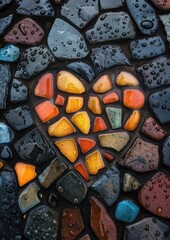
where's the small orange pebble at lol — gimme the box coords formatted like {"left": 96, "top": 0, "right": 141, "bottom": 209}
{"left": 92, "top": 74, "right": 112, "bottom": 93}
{"left": 124, "top": 110, "right": 141, "bottom": 131}
{"left": 74, "top": 162, "right": 90, "bottom": 181}
{"left": 116, "top": 71, "right": 139, "bottom": 86}
{"left": 77, "top": 138, "right": 96, "bottom": 154}
{"left": 15, "top": 162, "right": 37, "bottom": 187}
{"left": 35, "top": 101, "right": 59, "bottom": 123}
{"left": 55, "top": 94, "right": 65, "bottom": 106}
{"left": 0, "top": 161, "right": 4, "bottom": 170}
{"left": 34, "top": 73, "right": 54, "bottom": 98}
{"left": 85, "top": 150, "right": 105, "bottom": 175}
{"left": 66, "top": 96, "right": 84, "bottom": 113}
{"left": 88, "top": 96, "right": 102, "bottom": 114}
{"left": 93, "top": 117, "right": 108, "bottom": 133}
{"left": 103, "top": 152, "right": 115, "bottom": 161}
{"left": 123, "top": 89, "right": 145, "bottom": 109}
{"left": 102, "top": 91, "right": 119, "bottom": 104}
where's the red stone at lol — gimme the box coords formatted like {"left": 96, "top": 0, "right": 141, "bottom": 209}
{"left": 123, "top": 89, "right": 145, "bottom": 109}
{"left": 102, "top": 91, "right": 119, "bottom": 104}
{"left": 90, "top": 197, "right": 117, "bottom": 240}
{"left": 55, "top": 94, "right": 65, "bottom": 106}
{"left": 150, "top": 0, "right": 170, "bottom": 10}
{"left": 93, "top": 117, "right": 107, "bottom": 133}
{"left": 35, "top": 101, "right": 59, "bottom": 123}
{"left": 34, "top": 73, "right": 54, "bottom": 98}
{"left": 77, "top": 138, "right": 96, "bottom": 154}
{"left": 103, "top": 152, "right": 115, "bottom": 161}
{"left": 138, "top": 172, "right": 170, "bottom": 219}
{"left": 74, "top": 162, "right": 90, "bottom": 182}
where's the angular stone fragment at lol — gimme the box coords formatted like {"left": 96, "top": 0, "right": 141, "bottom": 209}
{"left": 0, "top": 44, "right": 20, "bottom": 62}
{"left": 92, "top": 166, "right": 120, "bottom": 206}
{"left": 92, "top": 75, "right": 112, "bottom": 93}
{"left": 0, "top": 146, "right": 13, "bottom": 159}
{"left": 162, "top": 136, "right": 170, "bottom": 167}
{"left": 126, "top": 0, "right": 158, "bottom": 35}
{"left": 130, "top": 37, "right": 165, "bottom": 60}
{"left": 48, "top": 19, "right": 89, "bottom": 60}
{"left": 124, "top": 217, "right": 170, "bottom": 240}
{"left": 61, "top": 0, "right": 99, "bottom": 29}
{"left": 66, "top": 96, "right": 84, "bottom": 113}
{"left": 123, "top": 173, "right": 140, "bottom": 192}
{"left": 86, "top": 12, "right": 135, "bottom": 44}
{"left": 80, "top": 235, "right": 91, "bottom": 240}
{"left": 103, "top": 91, "right": 119, "bottom": 104}
{"left": 0, "top": 64, "right": 11, "bottom": 109}
{"left": 48, "top": 193, "right": 58, "bottom": 208}
{"left": 85, "top": 150, "right": 105, "bottom": 175}
{"left": 88, "top": 96, "right": 102, "bottom": 114}
{"left": 18, "top": 182, "right": 40, "bottom": 213}
{"left": 0, "top": 123, "right": 14, "bottom": 145}
{"left": 116, "top": 71, "right": 139, "bottom": 86}
{"left": 141, "top": 117, "right": 167, "bottom": 141}
{"left": 93, "top": 117, "right": 107, "bottom": 133}
{"left": 10, "top": 79, "right": 28, "bottom": 103}
{"left": 14, "top": 128, "right": 55, "bottom": 164}
{"left": 149, "top": 87, "right": 170, "bottom": 124}
{"left": 4, "top": 105, "right": 35, "bottom": 131}
{"left": 91, "top": 45, "right": 130, "bottom": 73}
{"left": 77, "top": 138, "right": 96, "bottom": 154}
{"left": 34, "top": 73, "right": 54, "bottom": 98}
{"left": 90, "top": 197, "right": 117, "bottom": 239}
{"left": 151, "top": 0, "right": 170, "bottom": 10}
{"left": 72, "top": 111, "right": 91, "bottom": 134}
{"left": 35, "top": 101, "right": 59, "bottom": 123}
{"left": 56, "top": 171, "right": 87, "bottom": 205}
{"left": 100, "top": 0, "right": 122, "bottom": 9}
{"left": 124, "top": 110, "right": 141, "bottom": 132}
{"left": 15, "top": 45, "right": 55, "bottom": 79}
{"left": 38, "top": 158, "right": 67, "bottom": 188}
{"left": 160, "top": 14, "right": 170, "bottom": 45}
{"left": 106, "top": 107, "right": 122, "bottom": 129}
{"left": 61, "top": 208, "right": 84, "bottom": 240}
{"left": 74, "top": 162, "right": 90, "bottom": 182}
{"left": 24, "top": 205, "right": 59, "bottom": 239}
{"left": 98, "top": 132, "right": 129, "bottom": 152}
{"left": 0, "top": 15, "right": 13, "bottom": 36}
{"left": 118, "top": 138, "right": 159, "bottom": 172}
{"left": 137, "top": 56, "right": 170, "bottom": 89}
{"left": 4, "top": 18, "right": 44, "bottom": 45}
{"left": 138, "top": 172, "right": 170, "bottom": 219}
{"left": 16, "top": 0, "right": 55, "bottom": 17}
{"left": 0, "top": 0, "right": 12, "bottom": 9}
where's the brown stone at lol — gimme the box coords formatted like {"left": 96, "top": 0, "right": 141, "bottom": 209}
{"left": 90, "top": 197, "right": 117, "bottom": 240}
{"left": 150, "top": 0, "right": 170, "bottom": 10}
{"left": 79, "top": 234, "right": 91, "bottom": 240}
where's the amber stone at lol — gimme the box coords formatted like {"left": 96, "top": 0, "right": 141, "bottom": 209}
{"left": 92, "top": 75, "right": 112, "bottom": 93}
{"left": 116, "top": 71, "right": 139, "bottom": 86}
{"left": 66, "top": 96, "right": 84, "bottom": 113}
{"left": 85, "top": 150, "right": 105, "bottom": 175}
{"left": 88, "top": 96, "right": 102, "bottom": 114}
{"left": 123, "top": 89, "right": 145, "bottom": 109}
{"left": 71, "top": 111, "right": 91, "bottom": 134}
{"left": 124, "top": 110, "right": 141, "bottom": 131}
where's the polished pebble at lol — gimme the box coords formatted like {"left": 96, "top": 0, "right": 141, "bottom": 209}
{"left": 10, "top": 79, "right": 28, "bottom": 103}
{"left": 162, "top": 135, "right": 170, "bottom": 167}
{"left": 123, "top": 89, "right": 145, "bottom": 109}
{"left": 124, "top": 110, "right": 141, "bottom": 132}
{"left": 35, "top": 101, "right": 59, "bottom": 123}
{"left": 0, "top": 44, "right": 20, "bottom": 62}
{"left": 93, "top": 117, "right": 107, "bottom": 133}
{"left": 74, "top": 162, "right": 90, "bottom": 182}
{"left": 0, "top": 122, "right": 14, "bottom": 145}
{"left": 0, "top": 145, "right": 13, "bottom": 159}
{"left": 0, "top": 15, "right": 13, "bottom": 36}
{"left": 106, "top": 107, "right": 122, "bottom": 129}
{"left": 123, "top": 173, "right": 140, "bottom": 192}
{"left": 85, "top": 150, "right": 105, "bottom": 175}
{"left": 116, "top": 71, "right": 139, "bottom": 86}
{"left": 0, "top": 64, "right": 11, "bottom": 109}
{"left": 72, "top": 111, "right": 91, "bottom": 134}
{"left": 34, "top": 73, "right": 54, "bottom": 98}
{"left": 88, "top": 96, "right": 102, "bottom": 114}
{"left": 77, "top": 138, "right": 96, "bottom": 154}
{"left": 92, "top": 75, "right": 112, "bottom": 93}
{"left": 66, "top": 96, "right": 84, "bottom": 113}
{"left": 99, "top": 0, "right": 122, "bottom": 9}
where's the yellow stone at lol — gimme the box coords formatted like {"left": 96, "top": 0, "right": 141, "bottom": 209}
{"left": 48, "top": 117, "right": 76, "bottom": 137}
{"left": 88, "top": 96, "right": 102, "bottom": 114}
{"left": 56, "top": 71, "right": 86, "bottom": 94}
{"left": 92, "top": 74, "right": 112, "bottom": 93}
{"left": 66, "top": 96, "right": 84, "bottom": 113}
{"left": 55, "top": 138, "right": 78, "bottom": 163}
{"left": 85, "top": 150, "right": 105, "bottom": 175}
{"left": 71, "top": 111, "right": 91, "bottom": 134}
{"left": 116, "top": 71, "right": 139, "bottom": 86}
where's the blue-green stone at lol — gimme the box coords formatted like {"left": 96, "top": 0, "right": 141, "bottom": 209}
{"left": 0, "top": 44, "right": 20, "bottom": 62}
{"left": 106, "top": 107, "right": 122, "bottom": 129}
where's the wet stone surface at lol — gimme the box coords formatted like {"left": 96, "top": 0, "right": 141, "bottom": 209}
{"left": 0, "top": 145, "right": 13, "bottom": 160}
{"left": 162, "top": 135, "right": 170, "bottom": 167}
{"left": 99, "top": 0, "right": 123, "bottom": 9}
{"left": 10, "top": 79, "right": 28, "bottom": 103}
{"left": 0, "top": 14, "right": 13, "bottom": 36}
{"left": 0, "top": 122, "right": 14, "bottom": 145}
{"left": 0, "top": 64, "right": 11, "bottom": 109}
{"left": 0, "top": 0, "right": 12, "bottom": 9}
{"left": 160, "top": 14, "right": 170, "bottom": 46}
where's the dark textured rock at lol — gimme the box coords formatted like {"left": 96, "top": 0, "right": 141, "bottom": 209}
{"left": 79, "top": 234, "right": 91, "bottom": 240}
{"left": 138, "top": 172, "right": 170, "bottom": 219}
{"left": 24, "top": 205, "right": 59, "bottom": 239}
{"left": 150, "top": 0, "right": 170, "bottom": 10}
{"left": 0, "top": 0, "right": 12, "bottom": 9}
{"left": 130, "top": 37, "right": 165, "bottom": 60}
{"left": 99, "top": 0, "right": 122, "bottom": 9}
{"left": 4, "top": 105, "right": 35, "bottom": 131}
{"left": 15, "top": 45, "right": 55, "bottom": 79}
{"left": 86, "top": 12, "right": 135, "bottom": 44}
{"left": 91, "top": 166, "right": 120, "bottom": 206}
{"left": 0, "top": 146, "right": 13, "bottom": 159}
{"left": 137, "top": 56, "right": 170, "bottom": 89}
{"left": 160, "top": 14, "right": 170, "bottom": 45}
{"left": 123, "top": 173, "right": 140, "bottom": 192}
{"left": 162, "top": 135, "right": 170, "bottom": 167}
{"left": 126, "top": 0, "right": 158, "bottom": 35}
{"left": 118, "top": 138, "right": 159, "bottom": 172}
{"left": 14, "top": 128, "right": 55, "bottom": 164}
{"left": 56, "top": 171, "right": 87, "bottom": 205}
{"left": 0, "top": 64, "right": 11, "bottom": 109}
{"left": 91, "top": 45, "right": 130, "bottom": 73}
{"left": 124, "top": 217, "right": 170, "bottom": 240}
{"left": 0, "top": 15, "right": 13, "bottom": 36}
{"left": 149, "top": 87, "right": 170, "bottom": 124}
{"left": 61, "top": 0, "right": 99, "bottom": 29}
{"left": 48, "top": 193, "right": 58, "bottom": 208}
{"left": 0, "top": 123, "right": 14, "bottom": 145}
{"left": 10, "top": 79, "right": 28, "bottom": 103}
{"left": 61, "top": 208, "right": 84, "bottom": 240}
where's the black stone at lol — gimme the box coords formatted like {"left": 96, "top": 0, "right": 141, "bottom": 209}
{"left": 0, "top": 0, "right": 12, "bottom": 9}
{"left": 0, "top": 15, "right": 13, "bottom": 36}
{"left": 10, "top": 79, "right": 28, "bottom": 103}
{"left": 99, "top": 0, "right": 122, "bottom": 9}
{"left": 0, "top": 64, "right": 11, "bottom": 109}
{"left": 162, "top": 136, "right": 170, "bottom": 167}
{"left": 0, "top": 146, "right": 13, "bottom": 159}
{"left": 48, "top": 193, "right": 58, "bottom": 208}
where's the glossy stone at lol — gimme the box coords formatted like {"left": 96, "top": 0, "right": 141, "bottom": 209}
{"left": 151, "top": 0, "right": 170, "bottom": 10}
{"left": 93, "top": 117, "right": 107, "bottom": 133}
{"left": 88, "top": 96, "right": 102, "bottom": 114}
{"left": 56, "top": 171, "right": 88, "bottom": 205}
{"left": 15, "top": 45, "right": 55, "bottom": 79}
{"left": 4, "top": 18, "right": 44, "bottom": 45}
{"left": 48, "top": 19, "right": 89, "bottom": 60}
{"left": 116, "top": 71, "right": 139, "bottom": 86}
{"left": 90, "top": 197, "right": 117, "bottom": 240}
{"left": 0, "top": 0, "right": 12, "bottom": 9}
{"left": 0, "top": 15, "right": 13, "bottom": 36}
{"left": 4, "top": 105, "right": 35, "bottom": 131}
{"left": 0, "top": 123, "right": 14, "bottom": 145}
{"left": 119, "top": 138, "right": 159, "bottom": 172}
{"left": 71, "top": 111, "right": 91, "bottom": 134}
{"left": 115, "top": 200, "right": 139, "bottom": 223}
{"left": 98, "top": 132, "right": 129, "bottom": 152}
{"left": 124, "top": 110, "right": 141, "bottom": 132}
{"left": 162, "top": 136, "right": 170, "bottom": 167}
{"left": 138, "top": 172, "right": 170, "bottom": 219}
{"left": 74, "top": 162, "right": 90, "bottom": 182}
{"left": 16, "top": 0, "right": 55, "bottom": 17}
{"left": 38, "top": 158, "right": 67, "bottom": 188}
{"left": 66, "top": 96, "right": 84, "bottom": 113}
{"left": 123, "top": 89, "right": 145, "bottom": 109}
{"left": 130, "top": 37, "right": 165, "bottom": 60}
{"left": 99, "top": 0, "right": 122, "bottom": 9}
{"left": 106, "top": 107, "right": 122, "bottom": 129}
{"left": 61, "top": 0, "right": 99, "bottom": 29}
{"left": 103, "top": 152, "right": 115, "bottom": 162}
{"left": 92, "top": 166, "right": 120, "bottom": 206}
{"left": 160, "top": 14, "right": 170, "bottom": 45}
{"left": 85, "top": 150, "right": 105, "bottom": 175}
{"left": 123, "top": 173, "right": 140, "bottom": 192}
{"left": 91, "top": 45, "right": 130, "bottom": 73}
{"left": 0, "top": 146, "right": 13, "bottom": 159}
{"left": 55, "top": 94, "right": 65, "bottom": 106}
{"left": 77, "top": 138, "right": 96, "bottom": 154}
{"left": 14, "top": 128, "right": 55, "bottom": 164}
{"left": 0, "top": 64, "right": 11, "bottom": 109}
{"left": 149, "top": 87, "right": 170, "bottom": 124}
{"left": 0, "top": 44, "right": 20, "bottom": 62}
{"left": 124, "top": 217, "right": 170, "bottom": 240}
{"left": 18, "top": 182, "right": 40, "bottom": 213}
{"left": 61, "top": 208, "right": 84, "bottom": 240}
{"left": 126, "top": 0, "right": 158, "bottom": 35}
{"left": 35, "top": 101, "right": 59, "bottom": 123}
{"left": 10, "top": 79, "right": 28, "bottom": 103}
{"left": 92, "top": 75, "right": 112, "bottom": 93}
{"left": 34, "top": 73, "right": 54, "bottom": 98}
{"left": 103, "top": 91, "right": 119, "bottom": 104}
{"left": 0, "top": 162, "right": 3, "bottom": 170}
{"left": 48, "top": 193, "right": 58, "bottom": 208}
{"left": 24, "top": 205, "right": 58, "bottom": 239}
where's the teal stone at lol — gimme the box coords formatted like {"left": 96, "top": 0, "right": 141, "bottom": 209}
{"left": 0, "top": 122, "right": 14, "bottom": 145}
{"left": 115, "top": 200, "right": 139, "bottom": 223}
{"left": 106, "top": 107, "right": 122, "bottom": 129}
{"left": 0, "top": 44, "right": 20, "bottom": 62}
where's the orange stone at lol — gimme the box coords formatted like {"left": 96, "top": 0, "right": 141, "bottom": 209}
{"left": 15, "top": 162, "right": 37, "bottom": 187}
{"left": 34, "top": 73, "right": 54, "bottom": 98}
{"left": 35, "top": 101, "right": 59, "bottom": 123}
{"left": 116, "top": 71, "right": 139, "bottom": 86}
{"left": 66, "top": 96, "right": 84, "bottom": 113}
{"left": 123, "top": 89, "right": 145, "bottom": 109}
{"left": 102, "top": 91, "right": 119, "bottom": 104}
{"left": 103, "top": 152, "right": 115, "bottom": 161}
{"left": 88, "top": 96, "right": 102, "bottom": 114}
{"left": 74, "top": 162, "right": 90, "bottom": 181}
{"left": 92, "top": 75, "right": 112, "bottom": 93}
{"left": 0, "top": 161, "right": 3, "bottom": 170}
{"left": 124, "top": 110, "right": 141, "bottom": 131}
{"left": 85, "top": 150, "right": 105, "bottom": 175}
{"left": 93, "top": 117, "right": 107, "bottom": 133}
{"left": 77, "top": 138, "right": 96, "bottom": 154}
{"left": 55, "top": 94, "right": 65, "bottom": 106}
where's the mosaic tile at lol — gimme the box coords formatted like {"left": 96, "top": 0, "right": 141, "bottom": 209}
{"left": 77, "top": 138, "right": 96, "bottom": 154}
{"left": 160, "top": 14, "right": 170, "bottom": 46}
{"left": 0, "top": 0, "right": 12, "bottom": 9}
{"left": 102, "top": 91, "right": 119, "bottom": 104}
{"left": 124, "top": 110, "right": 141, "bottom": 131}
{"left": 48, "top": 193, "right": 58, "bottom": 208}
{"left": 123, "top": 89, "right": 145, "bottom": 109}
{"left": 162, "top": 135, "right": 170, "bottom": 167}
{"left": 66, "top": 96, "right": 84, "bottom": 113}
{"left": 116, "top": 71, "right": 139, "bottom": 86}
{"left": 123, "top": 173, "right": 140, "bottom": 192}
{"left": 0, "top": 15, "right": 13, "bottom": 36}
{"left": 10, "top": 79, "right": 28, "bottom": 103}
{"left": 74, "top": 162, "right": 90, "bottom": 182}
{"left": 0, "top": 122, "right": 14, "bottom": 145}
{"left": 0, "top": 64, "right": 11, "bottom": 109}
{"left": 99, "top": 0, "right": 122, "bottom": 9}
{"left": 85, "top": 150, "right": 105, "bottom": 175}
{"left": 93, "top": 117, "right": 107, "bottom": 132}
{"left": 92, "top": 75, "right": 112, "bottom": 93}
{"left": 0, "top": 44, "right": 20, "bottom": 62}
{"left": 34, "top": 73, "right": 54, "bottom": 98}
{"left": 35, "top": 101, "right": 59, "bottom": 123}
{"left": 0, "top": 145, "right": 13, "bottom": 159}
{"left": 88, "top": 96, "right": 102, "bottom": 114}
{"left": 106, "top": 107, "right": 122, "bottom": 129}
{"left": 151, "top": 0, "right": 170, "bottom": 10}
